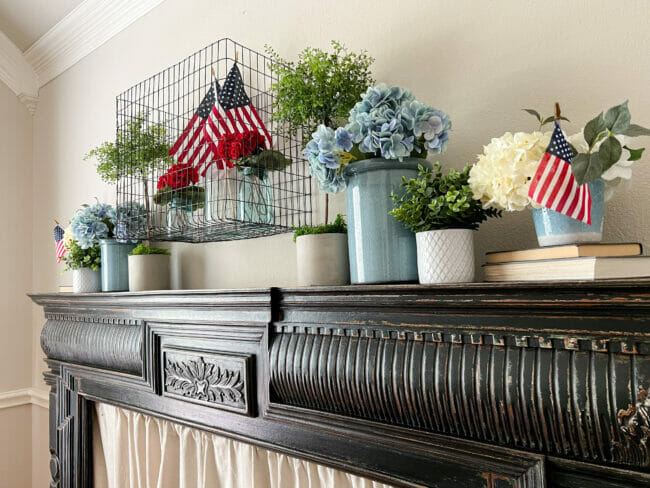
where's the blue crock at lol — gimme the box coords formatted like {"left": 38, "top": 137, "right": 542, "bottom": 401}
{"left": 100, "top": 239, "right": 136, "bottom": 291}
{"left": 532, "top": 179, "right": 605, "bottom": 247}
{"left": 342, "top": 158, "right": 427, "bottom": 284}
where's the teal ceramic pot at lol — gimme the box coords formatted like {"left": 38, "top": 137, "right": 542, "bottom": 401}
{"left": 342, "top": 158, "right": 428, "bottom": 284}
{"left": 532, "top": 179, "right": 605, "bottom": 247}
{"left": 100, "top": 239, "right": 136, "bottom": 291}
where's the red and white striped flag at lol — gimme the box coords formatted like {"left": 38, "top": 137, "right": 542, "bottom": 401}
{"left": 54, "top": 225, "right": 66, "bottom": 263}
{"left": 216, "top": 63, "right": 272, "bottom": 151}
{"left": 168, "top": 81, "right": 233, "bottom": 172}
{"left": 528, "top": 121, "right": 592, "bottom": 224}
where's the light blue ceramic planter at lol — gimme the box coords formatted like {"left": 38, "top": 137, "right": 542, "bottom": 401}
{"left": 342, "top": 158, "right": 428, "bottom": 284}
{"left": 100, "top": 239, "right": 136, "bottom": 291}
{"left": 532, "top": 179, "right": 605, "bottom": 247}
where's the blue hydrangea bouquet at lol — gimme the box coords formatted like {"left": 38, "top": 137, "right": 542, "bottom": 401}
{"left": 303, "top": 83, "right": 451, "bottom": 193}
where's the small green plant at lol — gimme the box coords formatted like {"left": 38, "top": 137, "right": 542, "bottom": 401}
{"left": 130, "top": 244, "right": 170, "bottom": 256}
{"left": 390, "top": 164, "right": 501, "bottom": 233}
{"left": 293, "top": 214, "right": 347, "bottom": 242}
{"left": 266, "top": 41, "right": 374, "bottom": 137}
{"left": 85, "top": 114, "right": 172, "bottom": 243}
{"left": 63, "top": 241, "right": 101, "bottom": 271}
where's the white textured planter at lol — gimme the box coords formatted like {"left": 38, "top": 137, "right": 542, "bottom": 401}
{"left": 415, "top": 229, "right": 475, "bottom": 284}
{"left": 72, "top": 268, "right": 102, "bottom": 293}
{"left": 128, "top": 255, "right": 171, "bottom": 292}
{"left": 296, "top": 233, "right": 350, "bottom": 286}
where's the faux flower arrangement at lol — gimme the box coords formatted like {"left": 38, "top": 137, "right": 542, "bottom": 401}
{"left": 391, "top": 163, "right": 501, "bottom": 232}
{"left": 153, "top": 162, "right": 205, "bottom": 208}
{"left": 304, "top": 83, "right": 452, "bottom": 193}
{"left": 469, "top": 102, "right": 649, "bottom": 211}
{"left": 70, "top": 202, "right": 117, "bottom": 249}
{"left": 211, "top": 128, "right": 292, "bottom": 176}
{"left": 61, "top": 226, "right": 101, "bottom": 272}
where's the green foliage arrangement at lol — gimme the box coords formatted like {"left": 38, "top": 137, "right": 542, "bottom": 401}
{"left": 390, "top": 164, "right": 502, "bottom": 233}
{"left": 63, "top": 241, "right": 101, "bottom": 271}
{"left": 237, "top": 150, "right": 293, "bottom": 174}
{"left": 570, "top": 101, "right": 650, "bottom": 185}
{"left": 85, "top": 114, "right": 173, "bottom": 243}
{"left": 85, "top": 114, "right": 172, "bottom": 183}
{"left": 293, "top": 214, "right": 347, "bottom": 242}
{"left": 152, "top": 186, "right": 205, "bottom": 208}
{"left": 266, "top": 41, "right": 374, "bottom": 137}
{"left": 130, "top": 244, "right": 170, "bottom": 256}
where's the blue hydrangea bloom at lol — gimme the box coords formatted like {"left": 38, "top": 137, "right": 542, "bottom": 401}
{"left": 302, "top": 125, "right": 350, "bottom": 194}
{"left": 71, "top": 203, "right": 117, "bottom": 249}
{"left": 116, "top": 202, "right": 146, "bottom": 242}
{"left": 346, "top": 83, "right": 451, "bottom": 160}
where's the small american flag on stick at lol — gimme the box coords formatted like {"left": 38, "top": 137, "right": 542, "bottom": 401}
{"left": 168, "top": 81, "right": 232, "bottom": 171}
{"left": 217, "top": 63, "right": 272, "bottom": 150}
{"left": 54, "top": 224, "right": 66, "bottom": 263}
{"left": 528, "top": 107, "right": 592, "bottom": 225}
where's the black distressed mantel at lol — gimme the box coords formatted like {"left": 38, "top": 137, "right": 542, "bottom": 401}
{"left": 30, "top": 281, "right": 650, "bottom": 488}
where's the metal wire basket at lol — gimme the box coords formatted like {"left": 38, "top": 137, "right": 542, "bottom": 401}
{"left": 115, "top": 38, "right": 312, "bottom": 243}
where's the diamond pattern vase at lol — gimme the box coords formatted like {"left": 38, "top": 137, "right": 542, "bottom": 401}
{"left": 72, "top": 268, "right": 102, "bottom": 293}
{"left": 415, "top": 229, "right": 475, "bottom": 284}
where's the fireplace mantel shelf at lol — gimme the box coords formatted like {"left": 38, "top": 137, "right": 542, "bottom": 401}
{"left": 31, "top": 281, "right": 650, "bottom": 487}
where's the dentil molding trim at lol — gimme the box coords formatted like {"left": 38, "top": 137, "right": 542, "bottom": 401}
{"left": 24, "top": 0, "right": 166, "bottom": 88}
{"left": 0, "top": 387, "right": 48, "bottom": 410}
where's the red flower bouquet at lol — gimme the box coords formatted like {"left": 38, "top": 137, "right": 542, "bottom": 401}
{"left": 154, "top": 162, "right": 204, "bottom": 208}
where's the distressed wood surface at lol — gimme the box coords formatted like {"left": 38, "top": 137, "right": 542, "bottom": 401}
{"left": 30, "top": 281, "right": 650, "bottom": 488}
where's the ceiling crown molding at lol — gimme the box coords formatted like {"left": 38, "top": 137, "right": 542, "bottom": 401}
{"left": 0, "top": 29, "right": 38, "bottom": 107}
{"left": 24, "top": 0, "right": 166, "bottom": 88}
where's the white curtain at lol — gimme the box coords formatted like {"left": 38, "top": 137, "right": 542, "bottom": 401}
{"left": 94, "top": 403, "right": 394, "bottom": 488}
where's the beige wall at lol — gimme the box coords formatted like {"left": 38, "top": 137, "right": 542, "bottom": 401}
{"left": 0, "top": 78, "right": 35, "bottom": 487}
{"left": 20, "top": 0, "right": 650, "bottom": 483}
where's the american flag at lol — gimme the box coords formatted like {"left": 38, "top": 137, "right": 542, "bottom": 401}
{"left": 528, "top": 121, "right": 592, "bottom": 225}
{"left": 217, "top": 64, "right": 272, "bottom": 150}
{"left": 54, "top": 225, "right": 66, "bottom": 263}
{"left": 168, "top": 82, "right": 230, "bottom": 172}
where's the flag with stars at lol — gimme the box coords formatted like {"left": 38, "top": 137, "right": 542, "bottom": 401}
{"left": 217, "top": 63, "right": 272, "bottom": 149}
{"left": 54, "top": 225, "right": 66, "bottom": 263}
{"left": 168, "top": 81, "right": 234, "bottom": 171}
{"left": 528, "top": 121, "right": 592, "bottom": 224}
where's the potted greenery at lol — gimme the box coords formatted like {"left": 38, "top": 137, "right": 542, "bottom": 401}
{"left": 293, "top": 214, "right": 349, "bottom": 286}
{"left": 61, "top": 226, "right": 102, "bottom": 293}
{"left": 304, "top": 84, "right": 452, "bottom": 284}
{"left": 127, "top": 244, "right": 171, "bottom": 291}
{"left": 391, "top": 164, "right": 501, "bottom": 284}
{"left": 86, "top": 115, "right": 171, "bottom": 289}
{"left": 266, "top": 41, "right": 373, "bottom": 280}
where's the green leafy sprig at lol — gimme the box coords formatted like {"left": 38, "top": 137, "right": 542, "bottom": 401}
{"left": 63, "top": 241, "right": 101, "bottom": 272}
{"left": 523, "top": 108, "right": 570, "bottom": 130}
{"left": 293, "top": 214, "right": 347, "bottom": 242}
{"left": 390, "top": 164, "right": 501, "bottom": 233}
{"left": 571, "top": 101, "right": 650, "bottom": 185}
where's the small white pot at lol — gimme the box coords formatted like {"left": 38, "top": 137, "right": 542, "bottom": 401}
{"left": 128, "top": 254, "right": 171, "bottom": 292}
{"left": 415, "top": 229, "right": 475, "bottom": 284}
{"left": 296, "top": 233, "right": 350, "bottom": 286}
{"left": 72, "top": 268, "right": 102, "bottom": 293}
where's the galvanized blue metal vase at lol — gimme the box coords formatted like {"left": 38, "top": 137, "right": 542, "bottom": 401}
{"left": 532, "top": 179, "right": 605, "bottom": 247}
{"left": 342, "top": 158, "right": 427, "bottom": 284}
{"left": 100, "top": 239, "right": 136, "bottom": 291}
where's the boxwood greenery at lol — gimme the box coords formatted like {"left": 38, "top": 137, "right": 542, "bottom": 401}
{"left": 390, "top": 163, "right": 501, "bottom": 233}
{"left": 293, "top": 214, "right": 347, "bottom": 242}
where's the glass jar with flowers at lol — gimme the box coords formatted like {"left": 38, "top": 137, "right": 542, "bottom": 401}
{"left": 303, "top": 83, "right": 451, "bottom": 284}
{"left": 153, "top": 163, "right": 205, "bottom": 236}
{"left": 469, "top": 103, "right": 649, "bottom": 246}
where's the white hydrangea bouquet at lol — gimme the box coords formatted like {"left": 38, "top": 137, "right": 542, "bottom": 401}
{"left": 469, "top": 102, "right": 649, "bottom": 211}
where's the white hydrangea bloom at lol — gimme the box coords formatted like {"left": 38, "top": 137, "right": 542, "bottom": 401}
{"left": 469, "top": 131, "right": 551, "bottom": 211}
{"left": 63, "top": 226, "right": 75, "bottom": 249}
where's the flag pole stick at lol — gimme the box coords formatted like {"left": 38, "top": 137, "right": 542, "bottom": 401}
{"left": 554, "top": 102, "right": 561, "bottom": 120}
{"left": 212, "top": 67, "right": 237, "bottom": 220}
{"left": 54, "top": 219, "right": 60, "bottom": 225}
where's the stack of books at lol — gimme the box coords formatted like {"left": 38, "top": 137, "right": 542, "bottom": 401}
{"left": 484, "top": 243, "right": 650, "bottom": 281}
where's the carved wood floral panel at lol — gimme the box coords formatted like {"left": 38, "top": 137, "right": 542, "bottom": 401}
{"left": 163, "top": 349, "right": 250, "bottom": 414}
